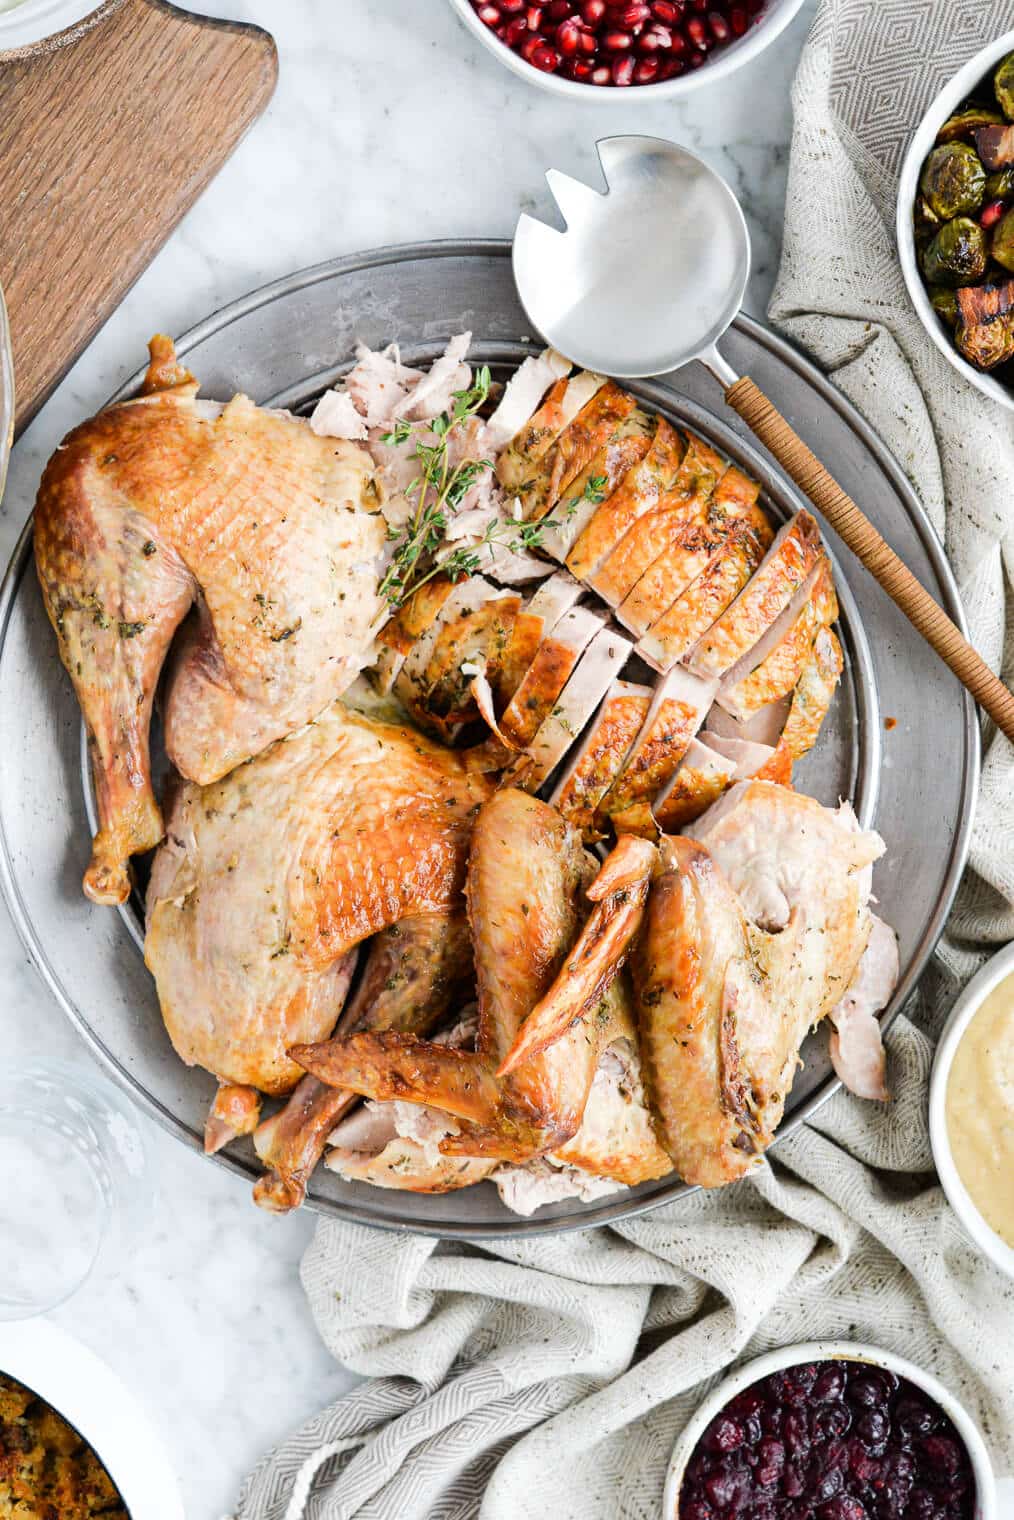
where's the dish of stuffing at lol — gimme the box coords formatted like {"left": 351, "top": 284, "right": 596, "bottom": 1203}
{"left": 0, "top": 243, "right": 977, "bottom": 1235}
{"left": 0, "top": 1372, "right": 127, "bottom": 1519}
{"left": 0, "top": 1317, "right": 183, "bottom": 1519}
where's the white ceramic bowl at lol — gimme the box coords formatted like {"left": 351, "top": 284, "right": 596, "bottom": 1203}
{"left": 445, "top": 0, "right": 808, "bottom": 103}
{"left": 929, "top": 940, "right": 1014, "bottom": 1282}
{"left": 663, "top": 1340, "right": 997, "bottom": 1520}
{"left": 896, "top": 29, "right": 1014, "bottom": 413}
{"left": 0, "top": 1318, "right": 184, "bottom": 1519}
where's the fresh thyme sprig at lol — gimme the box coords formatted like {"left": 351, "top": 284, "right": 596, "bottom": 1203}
{"left": 377, "top": 378, "right": 612, "bottom": 612}
{"left": 378, "top": 367, "right": 496, "bottom": 609}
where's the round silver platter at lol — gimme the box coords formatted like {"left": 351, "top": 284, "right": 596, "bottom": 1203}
{"left": 0, "top": 241, "right": 978, "bottom": 1237}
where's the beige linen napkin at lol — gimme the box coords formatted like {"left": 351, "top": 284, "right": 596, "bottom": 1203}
{"left": 235, "top": 3, "right": 1014, "bottom": 1515}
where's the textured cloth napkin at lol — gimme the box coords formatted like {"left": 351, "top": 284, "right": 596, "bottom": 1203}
{"left": 235, "top": 4, "right": 1014, "bottom": 1515}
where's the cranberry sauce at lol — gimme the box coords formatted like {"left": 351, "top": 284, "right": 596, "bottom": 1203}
{"left": 468, "top": 1, "right": 768, "bottom": 87}
{"left": 678, "top": 1359, "right": 976, "bottom": 1520}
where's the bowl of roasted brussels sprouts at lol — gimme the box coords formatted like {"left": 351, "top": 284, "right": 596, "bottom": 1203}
{"left": 898, "top": 31, "right": 1014, "bottom": 410}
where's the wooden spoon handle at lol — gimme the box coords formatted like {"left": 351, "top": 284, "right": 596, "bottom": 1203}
{"left": 725, "top": 374, "right": 1014, "bottom": 743}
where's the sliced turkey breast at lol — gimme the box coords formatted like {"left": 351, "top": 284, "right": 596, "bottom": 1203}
{"left": 565, "top": 417, "right": 686, "bottom": 582}
{"left": 653, "top": 738, "right": 736, "bottom": 832}
{"left": 510, "top": 382, "right": 638, "bottom": 523}
{"left": 778, "top": 625, "right": 844, "bottom": 762}
{"left": 597, "top": 666, "right": 717, "bottom": 833}
{"left": 515, "top": 625, "right": 633, "bottom": 791}
{"left": 480, "top": 348, "right": 572, "bottom": 455}
{"left": 550, "top": 680, "right": 653, "bottom": 833}
{"left": 587, "top": 435, "right": 728, "bottom": 609}
{"left": 704, "top": 695, "right": 792, "bottom": 749}
{"left": 698, "top": 732, "right": 776, "bottom": 780}
{"left": 496, "top": 602, "right": 606, "bottom": 751}
{"left": 538, "top": 411, "right": 655, "bottom": 560}
{"left": 717, "top": 555, "right": 837, "bottom": 721}
{"left": 496, "top": 370, "right": 606, "bottom": 495}
{"left": 635, "top": 519, "right": 772, "bottom": 673}
{"left": 394, "top": 576, "right": 499, "bottom": 712}
{"left": 687, "top": 510, "right": 824, "bottom": 679}
{"left": 415, "top": 593, "right": 523, "bottom": 741}
{"left": 526, "top": 568, "right": 584, "bottom": 627}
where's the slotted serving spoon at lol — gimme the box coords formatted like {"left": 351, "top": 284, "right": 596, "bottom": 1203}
{"left": 513, "top": 134, "right": 1014, "bottom": 742}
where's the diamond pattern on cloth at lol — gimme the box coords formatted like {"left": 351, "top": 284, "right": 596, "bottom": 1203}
{"left": 233, "top": 3, "right": 1014, "bottom": 1515}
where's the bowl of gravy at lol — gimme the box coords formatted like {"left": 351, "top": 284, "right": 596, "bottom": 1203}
{"left": 930, "top": 941, "right": 1014, "bottom": 1280}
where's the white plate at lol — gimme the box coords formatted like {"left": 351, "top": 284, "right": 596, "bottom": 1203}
{"left": 896, "top": 29, "right": 1014, "bottom": 413}
{"left": 929, "top": 940, "right": 1014, "bottom": 1281}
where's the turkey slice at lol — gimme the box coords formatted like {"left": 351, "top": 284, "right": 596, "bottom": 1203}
{"left": 652, "top": 737, "right": 736, "bottom": 832}
{"left": 394, "top": 576, "right": 498, "bottom": 711}
{"left": 480, "top": 348, "right": 572, "bottom": 455}
{"left": 588, "top": 436, "right": 729, "bottom": 609}
{"left": 496, "top": 602, "right": 605, "bottom": 751}
{"left": 688, "top": 510, "right": 824, "bottom": 679}
{"left": 550, "top": 679, "right": 653, "bottom": 833}
{"left": 717, "top": 555, "right": 837, "bottom": 721}
{"left": 635, "top": 520, "right": 771, "bottom": 674}
{"left": 597, "top": 666, "right": 717, "bottom": 830}
{"left": 565, "top": 416, "right": 686, "bottom": 582}
{"left": 516, "top": 625, "right": 633, "bottom": 791}
{"left": 496, "top": 370, "right": 607, "bottom": 495}
{"left": 537, "top": 410, "right": 654, "bottom": 561}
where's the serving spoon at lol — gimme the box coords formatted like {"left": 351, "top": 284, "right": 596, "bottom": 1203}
{"left": 513, "top": 134, "right": 1014, "bottom": 743}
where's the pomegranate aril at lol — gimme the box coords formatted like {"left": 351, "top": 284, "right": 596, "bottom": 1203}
{"left": 708, "top": 9, "right": 729, "bottom": 41}
{"left": 612, "top": 52, "right": 635, "bottom": 82}
{"left": 638, "top": 24, "right": 671, "bottom": 49}
{"left": 666, "top": 27, "right": 688, "bottom": 52}
{"left": 557, "top": 16, "right": 582, "bottom": 50}
{"left": 582, "top": 0, "right": 607, "bottom": 20}
{"left": 531, "top": 42, "right": 561, "bottom": 68}
{"left": 602, "top": 27, "right": 633, "bottom": 48}
{"left": 545, "top": 0, "right": 573, "bottom": 16}
{"left": 563, "top": 55, "right": 595, "bottom": 76}
{"left": 476, "top": 2, "right": 501, "bottom": 23}
{"left": 611, "top": 1, "right": 651, "bottom": 24}
{"left": 729, "top": 5, "right": 748, "bottom": 32}
{"left": 526, "top": 5, "right": 544, "bottom": 27}
{"left": 982, "top": 198, "right": 1006, "bottom": 229}
{"left": 685, "top": 16, "right": 709, "bottom": 48}
{"left": 504, "top": 16, "right": 529, "bottom": 43}
{"left": 689, "top": 0, "right": 708, "bottom": 9}
{"left": 520, "top": 31, "right": 546, "bottom": 57}
{"left": 500, "top": 0, "right": 526, "bottom": 9}
{"left": 658, "top": 55, "right": 685, "bottom": 76}
{"left": 591, "top": 63, "right": 611, "bottom": 81}
{"left": 634, "top": 55, "right": 659, "bottom": 81}
{"left": 651, "top": 0, "right": 681, "bottom": 17}
{"left": 578, "top": 25, "right": 598, "bottom": 50}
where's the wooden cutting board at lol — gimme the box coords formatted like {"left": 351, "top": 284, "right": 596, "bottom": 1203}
{"left": 0, "top": 0, "right": 277, "bottom": 433}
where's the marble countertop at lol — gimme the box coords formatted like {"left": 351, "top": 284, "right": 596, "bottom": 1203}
{"left": 0, "top": 0, "right": 816, "bottom": 1513}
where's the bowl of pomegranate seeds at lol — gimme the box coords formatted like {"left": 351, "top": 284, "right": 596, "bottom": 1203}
{"left": 447, "top": 0, "right": 808, "bottom": 98}
{"left": 664, "top": 1342, "right": 997, "bottom": 1520}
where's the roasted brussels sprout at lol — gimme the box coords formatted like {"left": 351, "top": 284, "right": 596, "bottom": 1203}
{"left": 992, "top": 207, "right": 1014, "bottom": 272}
{"left": 928, "top": 287, "right": 959, "bottom": 326}
{"left": 919, "top": 143, "right": 986, "bottom": 219}
{"left": 956, "top": 280, "right": 1014, "bottom": 370}
{"left": 936, "top": 105, "right": 1004, "bottom": 143}
{"left": 995, "top": 53, "right": 1014, "bottom": 120}
{"left": 921, "top": 217, "right": 988, "bottom": 286}
{"left": 913, "top": 195, "right": 942, "bottom": 245}
{"left": 985, "top": 167, "right": 1014, "bottom": 202}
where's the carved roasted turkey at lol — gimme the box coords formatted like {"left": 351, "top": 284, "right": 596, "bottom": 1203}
{"left": 144, "top": 701, "right": 492, "bottom": 1153}
{"left": 34, "top": 337, "right": 386, "bottom": 906}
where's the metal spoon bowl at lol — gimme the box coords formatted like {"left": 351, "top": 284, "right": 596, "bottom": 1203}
{"left": 512, "top": 136, "right": 1014, "bottom": 741}
{"left": 514, "top": 135, "right": 747, "bottom": 383}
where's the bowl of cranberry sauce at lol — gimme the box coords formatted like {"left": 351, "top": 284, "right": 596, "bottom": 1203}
{"left": 446, "top": 0, "right": 809, "bottom": 98}
{"left": 664, "top": 1344, "right": 996, "bottom": 1520}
